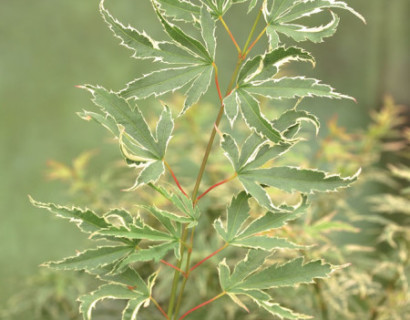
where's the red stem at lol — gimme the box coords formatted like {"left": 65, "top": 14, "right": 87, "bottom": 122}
{"left": 160, "top": 259, "right": 187, "bottom": 277}
{"left": 218, "top": 16, "right": 241, "bottom": 54}
{"left": 195, "top": 173, "right": 237, "bottom": 203}
{"left": 179, "top": 292, "right": 226, "bottom": 320}
{"left": 212, "top": 63, "right": 223, "bottom": 104}
{"left": 164, "top": 160, "right": 188, "bottom": 197}
{"left": 151, "top": 297, "right": 170, "bottom": 320}
{"left": 189, "top": 243, "right": 228, "bottom": 273}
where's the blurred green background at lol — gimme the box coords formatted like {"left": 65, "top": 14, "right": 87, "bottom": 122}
{"left": 0, "top": 0, "right": 409, "bottom": 313}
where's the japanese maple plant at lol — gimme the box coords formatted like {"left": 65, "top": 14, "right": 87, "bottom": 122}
{"left": 31, "top": 0, "right": 365, "bottom": 319}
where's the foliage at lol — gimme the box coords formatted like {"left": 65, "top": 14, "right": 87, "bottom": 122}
{"left": 31, "top": 1, "right": 366, "bottom": 319}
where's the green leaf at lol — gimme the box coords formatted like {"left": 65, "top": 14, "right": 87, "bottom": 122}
{"left": 78, "top": 109, "right": 120, "bottom": 137}
{"left": 238, "top": 175, "right": 281, "bottom": 211}
{"left": 200, "top": 4, "right": 217, "bottom": 59}
{"left": 30, "top": 197, "right": 109, "bottom": 234}
{"left": 100, "top": 0, "right": 199, "bottom": 65}
{"left": 139, "top": 205, "right": 182, "bottom": 237}
{"left": 276, "top": 0, "right": 366, "bottom": 25}
{"left": 84, "top": 86, "right": 161, "bottom": 158}
{"left": 98, "top": 224, "right": 175, "bottom": 242}
{"left": 118, "top": 242, "right": 178, "bottom": 269}
{"left": 240, "top": 141, "right": 294, "bottom": 171}
{"left": 154, "top": 0, "right": 200, "bottom": 23}
{"left": 181, "top": 64, "right": 214, "bottom": 115}
{"left": 79, "top": 284, "right": 146, "bottom": 320}
{"left": 238, "top": 89, "right": 285, "bottom": 143}
{"left": 251, "top": 46, "right": 316, "bottom": 82}
{"left": 223, "top": 91, "right": 240, "bottom": 126}
{"left": 119, "top": 133, "right": 159, "bottom": 166}
{"left": 272, "top": 109, "right": 320, "bottom": 136}
{"left": 128, "top": 160, "right": 165, "bottom": 190}
{"left": 237, "top": 55, "right": 263, "bottom": 84}
{"left": 45, "top": 246, "right": 134, "bottom": 271}
{"left": 236, "top": 257, "right": 333, "bottom": 290}
{"left": 264, "top": 0, "right": 365, "bottom": 48}
{"left": 104, "top": 209, "right": 135, "bottom": 228}
{"left": 247, "top": 0, "right": 261, "bottom": 13}
{"left": 255, "top": 299, "right": 311, "bottom": 320}
{"left": 221, "top": 250, "right": 270, "bottom": 289}
{"left": 238, "top": 196, "right": 308, "bottom": 238}
{"left": 238, "top": 133, "right": 265, "bottom": 169}
{"left": 122, "top": 296, "right": 148, "bottom": 320}
{"left": 153, "top": 1, "right": 212, "bottom": 62}
{"left": 240, "top": 166, "right": 360, "bottom": 194}
{"left": 221, "top": 134, "right": 240, "bottom": 172}
{"left": 156, "top": 105, "right": 174, "bottom": 156}
{"left": 150, "top": 185, "right": 200, "bottom": 219}
{"left": 91, "top": 267, "right": 149, "bottom": 296}
{"left": 243, "top": 77, "right": 354, "bottom": 101}
{"left": 140, "top": 205, "right": 193, "bottom": 225}
{"left": 224, "top": 192, "right": 251, "bottom": 242}
{"left": 231, "top": 236, "right": 302, "bottom": 251}
{"left": 120, "top": 65, "right": 210, "bottom": 101}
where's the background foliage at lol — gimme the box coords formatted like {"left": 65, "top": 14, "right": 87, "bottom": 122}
{"left": 0, "top": 0, "right": 409, "bottom": 318}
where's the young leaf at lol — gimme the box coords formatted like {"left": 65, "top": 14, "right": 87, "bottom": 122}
{"left": 79, "top": 284, "right": 147, "bottom": 320}
{"left": 29, "top": 197, "right": 109, "bottom": 234}
{"left": 100, "top": 0, "right": 199, "bottom": 65}
{"left": 239, "top": 166, "right": 360, "bottom": 194}
{"left": 236, "top": 257, "right": 333, "bottom": 290}
{"left": 44, "top": 246, "right": 134, "bottom": 271}
{"left": 242, "top": 77, "right": 354, "bottom": 101}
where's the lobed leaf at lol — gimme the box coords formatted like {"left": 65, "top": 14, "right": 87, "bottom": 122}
{"left": 263, "top": 0, "right": 365, "bottom": 48}
{"left": 100, "top": 0, "right": 199, "bottom": 65}
{"left": 156, "top": 105, "right": 174, "bottom": 156}
{"left": 223, "top": 91, "right": 240, "bottom": 126}
{"left": 154, "top": 0, "right": 200, "bottom": 23}
{"left": 243, "top": 77, "right": 354, "bottom": 101}
{"left": 231, "top": 236, "right": 303, "bottom": 251}
{"left": 30, "top": 197, "right": 109, "bottom": 234}
{"left": 236, "top": 257, "right": 333, "bottom": 290}
{"left": 238, "top": 89, "right": 285, "bottom": 143}
{"left": 153, "top": 0, "right": 212, "bottom": 62}
{"left": 120, "top": 65, "right": 210, "bottom": 102}
{"left": 44, "top": 246, "right": 134, "bottom": 271}
{"left": 83, "top": 85, "right": 161, "bottom": 158}
{"left": 97, "top": 224, "right": 176, "bottom": 242}
{"left": 127, "top": 160, "right": 165, "bottom": 190}
{"left": 239, "top": 166, "right": 360, "bottom": 194}
{"left": 221, "top": 134, "right": 240, "bottom": 172}
{"left": 79, "top": 284, "right": 147, "bottom": 320}
{"left": 272, "top": 109, "right": 320, "bottom": 136}
{"left": 117, "top": 241, "right": 178, "bottom": 270}
{"left": 121, "top": 296, "right": 148, "bottom": 320}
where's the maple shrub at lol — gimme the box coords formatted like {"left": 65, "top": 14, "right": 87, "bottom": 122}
{"left": 31, "top": 0, "right": 366, "bottom": 319}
